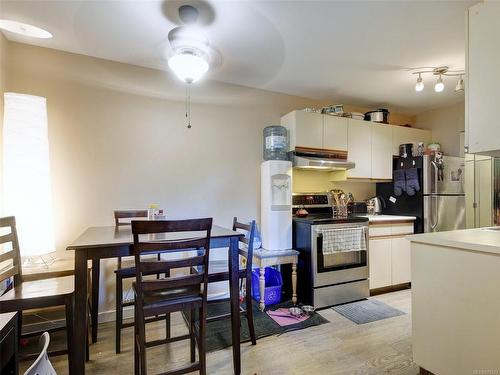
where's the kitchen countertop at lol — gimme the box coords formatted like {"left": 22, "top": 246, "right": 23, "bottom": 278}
{"left": 407, "top": 227, "right": 500, "bottom": 256}
{"left": 357, "top": 214, "right": 416, "bottom": 223}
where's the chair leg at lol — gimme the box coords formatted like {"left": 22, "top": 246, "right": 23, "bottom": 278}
{"left": 116, "top": 275, "right": 123, "bottom": 354}
{"left": 198, "top": 306, "right": 207, "bottom": 375}
{"left": 86, "top": 299, "right": 91, "bottom": 362}
{"left": 137, "top": 305, "right": 147, "bottom": 375}
{"left": 165, "top": 313, "right": 171, "bottom": 339}
{"left": 17, "top": 312, "right": 23, "bottom": 345}
{"left": 245, "top": 280, "right": 257, "bottom": 345}
{"left": 91, "top": 258, "right": 100, "bottom": 343}
{"left": 65, "top": 295, "right": 75, "bottom": 374}
{"left": 134, "top": 304, "right": 139, "bottom": 375}
{"left": 190, "top": 309, "right": 195, "bottom": 363}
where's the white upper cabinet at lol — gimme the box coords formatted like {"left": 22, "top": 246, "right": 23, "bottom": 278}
{"left": 467, "top": 2, "right": 500, "bottom": 156}
{"left": 347, "top": 119, "right": 372, "bottom": 178}
{"left": 371, "top": 124, "right": 393, "bottom": 180}
{"left": 282, "top": 110, "right": 397, "bottom": 180}
{"left": 281, "top": 110, "right": 323, "bottom": 150}
{"left": 282, "top": 110, "right": 347, "bottom": 151}
{"left": 392, "top": 126, "right": 432, "bottom": 156}
{"left": 323, "top": 115, "right": 348, "bottom": 152}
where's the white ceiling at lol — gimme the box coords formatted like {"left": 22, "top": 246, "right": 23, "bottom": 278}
{"left": 0, "top": 0, "right": 476, "bottom": 114}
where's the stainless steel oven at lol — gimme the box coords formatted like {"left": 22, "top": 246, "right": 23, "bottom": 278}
{"left": 310, "top": 221, "right": 369, "bottom": 308}
{"left": 312, "top": 221, "right": 369, "bottom": 287}
{"left": 292, "top": 192, "right": 370, "bottom": 309}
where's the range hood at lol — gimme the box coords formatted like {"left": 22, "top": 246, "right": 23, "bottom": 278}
{"left": 292, "top": 153, "right": 356, "bottom": 171}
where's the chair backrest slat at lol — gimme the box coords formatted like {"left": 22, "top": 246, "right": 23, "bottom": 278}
{"left": 114, "top": 210, "right": 148, "bottom": 227}
{"left": 141, "top": 273, "right": 205, "bottom": 292}
{"left": 0, "top": 249, "right": 15, "bottom": 264}
{"left": 0, "top": 216, "right": 22, "bottom": 287}
{"left": 0, "top": 264, "right": 19, "bottom": 284}
{"left": 132, "top": 218, "right": 212, "bottom": 309}
{"left": 132, "top": 219, "right": 211, "bottom": 235}
{"left": 134, "top": 238, "right": 207, "bottom": 254}
{"left": 0, "top": 233, "right": 14, "bottom": 245}
{"left": 140, "top": 256, "right": 205, "bottom": 275}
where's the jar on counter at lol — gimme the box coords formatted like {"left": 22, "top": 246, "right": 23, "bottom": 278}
{"left": 263, "top": 125, "right": 288, "bottom": 161}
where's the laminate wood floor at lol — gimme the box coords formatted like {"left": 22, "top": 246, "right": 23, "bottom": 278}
{"left": 19, "top": 289, "right": 417, "bottom": 374}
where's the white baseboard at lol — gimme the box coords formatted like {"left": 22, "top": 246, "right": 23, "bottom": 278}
{"left": 97, "top": 304, "right": 134, "bottom": 324}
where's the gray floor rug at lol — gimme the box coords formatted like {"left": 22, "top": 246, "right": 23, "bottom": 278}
{"left": 204, "top": 300, "right": 329, "bottom": 352}
{"left": 332, "top": 298, "right": 405, "bottom": 324}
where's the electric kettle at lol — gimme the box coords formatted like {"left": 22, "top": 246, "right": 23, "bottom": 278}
{"left": 367, "top": 196, "right": 385, "bottom": 215}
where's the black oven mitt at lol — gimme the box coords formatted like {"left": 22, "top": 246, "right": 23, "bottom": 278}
{"left": 405, "top": 168, "right": 420, "bottom": 196}
{"left": 393, "top": 169, "right": 405, "bottom": 196}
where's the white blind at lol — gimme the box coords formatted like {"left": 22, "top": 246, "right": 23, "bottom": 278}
{"left": 3, "top": 93, "right": 55, "bottom": 256}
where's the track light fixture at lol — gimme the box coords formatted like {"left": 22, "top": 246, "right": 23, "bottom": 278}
{"left": 434, "top": 75, "right": 444, "bottom": 92}
{"left": 415, "top": 73, "right": 424, "bottom": 92}
{"left": 411, "top": 66, "right": 465, "bottom": 94}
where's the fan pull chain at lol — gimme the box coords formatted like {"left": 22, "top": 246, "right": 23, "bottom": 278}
{"left": 185, "top": 84, "right": 192, "bottom": 129}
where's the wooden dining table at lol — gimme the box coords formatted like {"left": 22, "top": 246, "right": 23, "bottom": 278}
{"left": 67, "top": 224, "right": 244, "bottom": 375}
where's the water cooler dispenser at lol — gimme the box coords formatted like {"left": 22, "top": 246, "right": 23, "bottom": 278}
{"left": 261, "top": 160, "right": 292, "bottom": 250}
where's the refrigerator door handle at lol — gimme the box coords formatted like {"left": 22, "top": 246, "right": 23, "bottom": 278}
{"left": 431, "top": 161, "right": 439, "bottom": 229}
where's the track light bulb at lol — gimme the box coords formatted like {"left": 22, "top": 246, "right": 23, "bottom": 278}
{"left": 415, "top": 74, "right": 424, "bottom": 92}
{"left": 434, "top": 75, "right": 444, "bottom": 93}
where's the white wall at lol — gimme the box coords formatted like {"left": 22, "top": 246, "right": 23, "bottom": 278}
{"left": 415, "top": 101, "right": 465, "bottom": 157}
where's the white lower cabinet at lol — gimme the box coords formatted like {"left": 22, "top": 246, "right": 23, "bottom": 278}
{"left": 368, "top": 223, "right": 414, "bottom": 289}
{"left": 390, "top": 237, "right": 411, "bottom": 284}
{"left": 368, "top": 238, "right": 392, "bottom": 289}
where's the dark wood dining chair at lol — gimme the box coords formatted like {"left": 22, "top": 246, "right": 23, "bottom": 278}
{"left": 113, "top": 209, "right": 167, "bottom": 354}
{"left": 192, "top": 218, "right": 257, "bottom": 345}
{"left": 132, "top": 218, "right": 212, "bottom": 375}
{"left": 0, "top": 216, "right": 79, "bottom": 373}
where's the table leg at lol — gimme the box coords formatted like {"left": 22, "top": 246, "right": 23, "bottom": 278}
{"left": 73, "top": 250, "right": 88, "bottom": 375}
{"left": 91, "top": 258, "right": 100, "bottom": 343}
{"left": 228, "top": 236, "right": 241, "bottom": 375}
{"left": 292, "top": 262, "right": 297, "bottom": 305}
{"left": 259, "top": 267, "right": 265, "bottom": 312}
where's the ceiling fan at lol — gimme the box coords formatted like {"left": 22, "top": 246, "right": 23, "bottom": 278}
{"left": 166, "top": 4, "right": 219, "bottom": 128}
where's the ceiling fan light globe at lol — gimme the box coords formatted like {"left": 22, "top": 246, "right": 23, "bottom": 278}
{"left": 415, "top": 80, "right": 424, "bottom": 92}
{"left": 168, "top": 51, "right": 209, "bottom": 83}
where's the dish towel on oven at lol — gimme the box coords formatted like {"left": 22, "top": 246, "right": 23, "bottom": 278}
{"left": 318, "top": 227, "right": 367, "bottom": 254}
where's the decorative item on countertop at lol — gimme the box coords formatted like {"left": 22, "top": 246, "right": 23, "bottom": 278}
{"left": 263, "top": 125, "right": 288, "bottom": 161}
{"left": 251, "top": 267, "right": 283, "bottom": 306}
{"left": 322, "top": 104, "right": 344, "bottom": 116}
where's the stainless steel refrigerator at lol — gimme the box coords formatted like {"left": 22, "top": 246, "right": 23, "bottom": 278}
{"left": 376, "top": 154, "right": 465, "bottom": 233}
